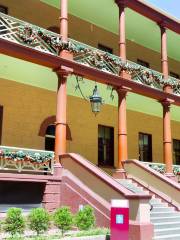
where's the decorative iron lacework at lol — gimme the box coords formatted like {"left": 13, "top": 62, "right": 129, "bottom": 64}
{"left": 0, "top": 146, "right": 54, "bottom": 174}
{"left": 0, "top": 12, "right": 180, "bottom": 96}
{"left": 144, "top": 162, "right": 180, "bottom": 176}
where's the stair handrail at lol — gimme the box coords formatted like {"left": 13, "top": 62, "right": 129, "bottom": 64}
{"left": 60, "top": 153, "right": 151, "bottom": 200}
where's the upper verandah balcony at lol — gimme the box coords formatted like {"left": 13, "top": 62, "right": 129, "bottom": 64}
{"left": 0, "top": 12, "right": 180, "bottom": 98}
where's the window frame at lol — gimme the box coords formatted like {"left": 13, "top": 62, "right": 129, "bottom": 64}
{"left": 173, "top": 139, "right": 180, "bottom": 165}
{"left": 138, "top": 132, "right": 152, "bottom": 162}
{"left": 98, "top": 124, "right": 114, "bottom": 167}
{"left": 98, "top": 44, "right": 113, "bottom": 54}
{"left": 137, "top": 59, "right": 150, "bottom": 68}
{"left": 0, "top": 106, "right": 3, "bottom": 144}
{"left": 170, "top": 72, "right": 179, "bottom": 79}
{"left": 0, "top": 5, "right": 8, "bottom": 14}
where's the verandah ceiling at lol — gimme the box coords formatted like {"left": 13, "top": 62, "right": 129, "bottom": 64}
{"left": 40, "top": 0, "right": 180, "bottom": 62}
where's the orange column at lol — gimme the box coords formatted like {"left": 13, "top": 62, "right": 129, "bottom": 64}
{"left": 159, "top": 24, "right": 174, "bottom": 178}
{"left": 161, "top": 100, "right": 174, "bottom": 177}
{"left": 113, "top": 1, "right": 129, "bottom": 179}
{"left": 118, "top": 1, "right": 126, "bottom": 61}
{"left": 60, "top": 0, "right": 68, "bottom": 42}
{"left": 54, "top": 71, "right": 68, "bottom": 162}
{"left": 118, "top": 88, "right": 128, "bottom": 168}
{"left": 54, "top": 0, "right": 69, "bottom": 173}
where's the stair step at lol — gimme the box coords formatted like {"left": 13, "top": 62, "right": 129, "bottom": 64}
{"left": 153, "top": 234, "right": 180, "bottom": 240}
{"left": 118, "top": 181, "right": 146, "bottom": 194}
{"left": 123, "top": 177, "right": 180, "bottom": 239}
{"left": 151, "top": 212, "right": 180, "bottom": 217}
{"left": 151, "top": 216, "right": 180, "bottom": 223}
{"left": 154, "top": 228, "right": 180, "bottom": 236}
{"left": 150, "top": 203, "right": 168, "bottom": 207}
{"left": 152, "top": 207, "right": 175, "bottom": 212}
{"left": 150, "top": 198, "right": 162, "bottom": 204}
{"left": 154, "top": 222, "right": 180, "bottom": 229}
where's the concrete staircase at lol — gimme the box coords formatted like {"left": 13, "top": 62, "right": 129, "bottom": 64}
{"left": 117, "top": 179, "right": 180, "bottom": 240}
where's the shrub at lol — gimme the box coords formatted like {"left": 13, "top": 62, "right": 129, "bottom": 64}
{"left": 28, "top": 208, "right": 50, "bottom": 235}
{"left": 53, "top": 206, "right": 73, "bottom": 236}
{"left": 4, "top": 208, "right": 25, "bottom": 237}
{"left": 75, "top": 205, "right": 95, "bottom": 230}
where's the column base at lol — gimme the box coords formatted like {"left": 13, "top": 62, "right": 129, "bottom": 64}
{"left": 164, "top": 172, "right": 177, "bottom": 182}
{"left": 113, "top": 168, "right": 127, "bottom": 179}
{"left": 53, "top": 163, "right": 63, "bottom": 176}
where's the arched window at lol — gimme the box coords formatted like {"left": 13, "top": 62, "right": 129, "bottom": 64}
{"left": 45, "top": 124, "right": 55, "bottom": 151}
{"left": 39, "top": 116, "right": 72, "bottom": 151}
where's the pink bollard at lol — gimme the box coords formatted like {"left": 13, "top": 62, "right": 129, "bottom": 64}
{"left": 110, "top": 200, "right": 129, "bottom": 240}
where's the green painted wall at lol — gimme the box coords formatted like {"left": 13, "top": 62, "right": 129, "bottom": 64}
{"left": 1, "top": 54, "right": 180, "bottom": 122}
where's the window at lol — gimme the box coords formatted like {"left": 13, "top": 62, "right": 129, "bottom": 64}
{"left": 47, "top": 26, "right": 59, "bottom": 34}
{"left": 0, "top": 6, "right": 8, "bottom": 35}
{"left": 173, "top": 139, "right": 180, "bottom": 165}
{"left": 137, "top": 59, "right": 150, "bottom": 68}
{"left": 0, "top": 5, "right": 8, "bottom": 14}
{"left": 98, "top": 44, "right": 113, "bottom": 54}
{"left": 45, "top": 124, "right": 55, "bottom": 151}
{"left": 170, "top": 72, "right": 179, "bottom": 79}
{"left": 0, "top": 106, "right": 3, "bottom": 144}
{"left": 139, "top": 133, "right": 152, "bottom": 162}
{"left": 98, "top": 125, "right": 114, "bottom": 166}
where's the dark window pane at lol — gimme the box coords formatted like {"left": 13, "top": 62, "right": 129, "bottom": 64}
{"left": 173, "top": 139, "right": 180, "bottom": 165}
{"left": 170, "top": 72, "right": 179, "bottom": 79}
{"left": 98, "top": 125, "right": 114, "bottom": 166}
{"left": 137, "top": 59, "right": 150, "bottom": 68}
{"left": 45, "top": 124, "right": 55, "bottom": 151}
{"left": 0, "top": 106, "right": 3, "bottom": 144}
{"left": 139, "top": 132, "right": 152, "bottom": 162}
{"left": 0, "top": 5, "right": 8, "bottom": 14}
{"left": 98, "top": 44, "right": 113, "bottom": 54}
{"left": 45, "top": 137, "right": 55, "bottom": 151}
{"left": 46, "top": 125, "right": 55, "bottom": 136}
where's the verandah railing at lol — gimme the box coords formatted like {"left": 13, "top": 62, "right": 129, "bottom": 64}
{"left": 0, "top": 146, "right": 54, "bottom": 174}
{"left": 0, "top": 12, "right": 180, "bottom": 96}
{"left": 143, "top": 161, "right": 180, "bottom": 177}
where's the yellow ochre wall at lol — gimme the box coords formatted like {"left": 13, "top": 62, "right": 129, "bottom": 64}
{"left": 0, "top": 78, "right": 180, "bottom": 167}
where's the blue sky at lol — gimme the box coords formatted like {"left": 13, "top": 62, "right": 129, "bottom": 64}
{"left": 147, "top": 0, "right": 180, "bottom": 19}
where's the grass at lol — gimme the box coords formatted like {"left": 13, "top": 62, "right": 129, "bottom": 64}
{"left": 74, "top": 228, "right": 110, "bottom": 237}
{"left": 4, "top": 228, "right": 110, "bottom": 240}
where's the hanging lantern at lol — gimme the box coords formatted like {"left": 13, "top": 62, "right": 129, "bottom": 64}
{"left": 89, "top": 85, "right": 102, "bottom": 115}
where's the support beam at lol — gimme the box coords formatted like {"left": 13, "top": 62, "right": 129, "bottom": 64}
{"left": 124, "top": 0, "right": 180, "bottom": 34}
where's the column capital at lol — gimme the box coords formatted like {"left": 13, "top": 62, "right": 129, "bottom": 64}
{"left": 159, "top": 98, "right": 174, "bottom": 108}
{"left": 53, "top": 68, "right": 70, "bottom": 77}
{"left": 115, "top": 0, "right": 128, "bottom": 7}
{"left": 158, "top": 20, "right": 168, "bottom": 30}
{"left": 116, "top": 86, "right": 131, "bottom": 95}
